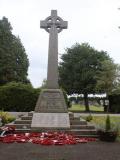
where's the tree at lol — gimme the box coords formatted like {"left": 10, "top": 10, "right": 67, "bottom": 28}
{"left": 59, "top": 43, "right": 112, "bottom": 111}
{"left": 111, "top": 64, "right": 120, "bottom": 94}
{"left": 41, "top": 78, "right": 47, "bottom": 89}
{"left": 96, "top": 60, "right": 120, "bottom": 96}
{"left": 0, "top": 17, "right": 29, "bottom": 85}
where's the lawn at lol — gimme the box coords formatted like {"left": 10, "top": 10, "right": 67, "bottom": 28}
{"left": 69, "top": 104, "right": 104, "bottom": 112}
{"left": 83, "top": 116, "right": 120, "bottom": 128}
{"left": 82, "top": 115, "right": 120, "bottom": 138}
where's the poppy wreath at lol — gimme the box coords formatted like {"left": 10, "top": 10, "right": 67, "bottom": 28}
{"left": 0, "top": 126, "right": 15, "bottom": 132}
{"left": 0, "top": 128, "right": 97, "bottom": 145}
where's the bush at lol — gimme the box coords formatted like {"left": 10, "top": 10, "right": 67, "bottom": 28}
{"left": 62, "top": 89, "right": 71, "bottom": 108}
{"left": 109, "top": 94, "right": 120, "bottom": 113}
{"left": 0, "top": 111, "right": 16, "bottom": 125}
{"left": 85, "top": 114, "right": 93, "bottom": 122}
{"left": 0, "top": 82, "right": 40, "bottom": 112}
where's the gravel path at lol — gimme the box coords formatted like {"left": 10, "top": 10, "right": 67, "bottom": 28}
{"left": 0, "top": 142, "right": 120, "bottom": 160}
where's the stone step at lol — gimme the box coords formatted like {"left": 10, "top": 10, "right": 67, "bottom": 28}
{"left": 6, "top": 122, "right": 14, "bottom": 126}
{"left": 15, "top": 129, "right": 31, "bottom": 133}
{"left": 21, "top": 116, "right": 32, "bottom": 120}
{"left": 70, "top": 120, "right": 87, "bottom": 125}
{"left": 70, "top": 125, "right": 95, "bottom": 129}
{"left": 75, "top": 134, "right": 99, "bottom": 138}
{"left": 5, "top": 111, "right": 97, "bottom": 137}
{"left": 14, "top": 129, "right": 98, "bottom": 137}
{"left": 10, "top": 127, "right": 97, "bottom": 137}
{"left": 70, "top": 117, "right": 80, "bottom": 121}
{"left": 28, "top": 112, "right": 34, "bottom": 116}
{"left": 31, "top": 128, "right": 70, "bottom": 132}
{"left": 13, "top": 124, "right": 31, "bottom": 129}
{"left": 15, "top": 128, "right": 69, "bottom": 133}
{"left": 15, "top": 120, "right": 32, "bottom": 124}
{"left": 67, "top": 129, "right": 97, "bottom": 135}
{"left": 15, "top": 128, "right": 98, "bottom": 137}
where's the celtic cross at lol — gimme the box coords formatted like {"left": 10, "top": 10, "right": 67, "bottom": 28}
{"left": 40, "top": 10, "right": 68, "bottom": 89}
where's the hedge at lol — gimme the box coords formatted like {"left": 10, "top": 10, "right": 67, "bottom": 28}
{"left": 0, "top": 82, "right": 40, "bottom": 112}
{"left": 109, "top": 94, "right": 120, "bottom": 113}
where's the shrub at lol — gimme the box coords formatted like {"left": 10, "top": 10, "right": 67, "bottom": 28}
{"left": 0, "top": 111, "right": 15, "bottom": 125}
{"left": 85, "top": 114, "right": 93, "bottom": 122}
{"left": 0, "top": 82, "right": 40, "bottom": 112}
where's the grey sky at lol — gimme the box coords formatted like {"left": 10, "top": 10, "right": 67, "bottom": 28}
{"left": 1, "top": 0, "right": 120, "bottom": 87}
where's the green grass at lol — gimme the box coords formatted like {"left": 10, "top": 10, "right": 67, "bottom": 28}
{"left": 117, "top": 136, "right": 120, "bottom": 142}
{"left": 69, "top": 104, "right": 104, "bottom": 112}
{"left": 82, "top": 116, "right": 120, "bottom": 142}
{"left": 82, "top": 115, "right": 120, "bottom": 139}
{"left": 87, "top": 116, "right": 120, "bottom": 127}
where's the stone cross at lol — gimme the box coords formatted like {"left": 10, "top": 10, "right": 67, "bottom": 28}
{"left": 40, "top": 10, "right": 68, "bottom": 89}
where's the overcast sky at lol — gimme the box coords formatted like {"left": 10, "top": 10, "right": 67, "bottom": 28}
{"left": 1, "top": 0, "right": 120, "bottom": 88}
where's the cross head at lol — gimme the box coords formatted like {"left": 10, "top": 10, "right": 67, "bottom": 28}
{"left": 40, "top": 10, "right": 68, "bottom": 33}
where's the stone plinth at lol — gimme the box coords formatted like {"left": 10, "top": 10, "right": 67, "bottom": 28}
{"left": 34, "top": 89, "right": 68, "bottom": 113}
{"left": 31, "top": 113, "right": 70, "bottom": 130}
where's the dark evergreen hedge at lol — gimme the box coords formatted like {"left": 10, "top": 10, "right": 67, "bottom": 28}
{"left": 109, "top": 94, "right": 120, "bottom": 113}
{"left": 0, "top": 82, "right": 40, "bottom": 111}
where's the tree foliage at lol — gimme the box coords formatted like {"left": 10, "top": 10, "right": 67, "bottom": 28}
{"left": 59, "top": 43, "right": 114, "bottom": 111}
{"left": 41, "top": 78, "right": 47, "bottom": 89}
{"left": 96, "top": 60, "right": 120, "bottom": 95}
{"left": 0, "top": 17, "right": 29, "bottom": 85}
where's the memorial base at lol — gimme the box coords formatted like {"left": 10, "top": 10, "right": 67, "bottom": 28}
{"left": 31, "top": 113, "right": 70, "bottom": 130}
{"left": 32, "top": 89, "right": 70, "bottom": 130}
{"left": 34, "top": 89, "right": 68, "bottom": 113}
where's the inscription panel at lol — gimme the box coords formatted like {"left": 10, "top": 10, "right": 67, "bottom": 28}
{"left": 35, "top": 89, "right": 67, "bottom": 113}
{"left": 42, "top": 92, "right": 60, "bottom": 99}
{"left": 31, "top": 113, "right": 70, "bottom": 129}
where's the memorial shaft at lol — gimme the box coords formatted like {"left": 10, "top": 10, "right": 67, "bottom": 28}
{"left": 40, "top": 10, "right": 67, "bottom": 89}
{"left": 47, "top": 18, "right": 58, "bottom": 89}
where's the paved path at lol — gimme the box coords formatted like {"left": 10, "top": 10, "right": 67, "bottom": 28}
{"left": 74, "top": 113, "right": 120, "bottom": 117}
{"left": 0, "top": 142, "right": 120, "bottom": 160}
